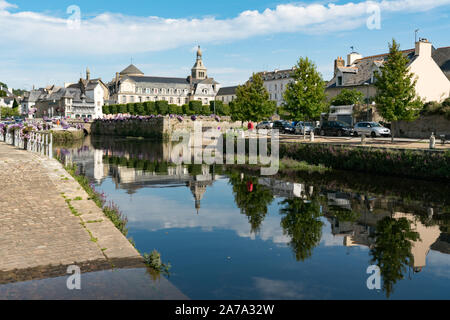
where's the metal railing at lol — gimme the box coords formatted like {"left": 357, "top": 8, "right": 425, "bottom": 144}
{"left": 0, "top": 129, "right": 53, "bottom": 158}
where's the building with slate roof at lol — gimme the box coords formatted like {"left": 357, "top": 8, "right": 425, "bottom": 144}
{"left": 216, "top": 86, "right": 238, "bottom": 104}
{"left": 326, "top": 39, "right": 450, "bottom": 103}
{"left": 108, "top": 46, "right": 220, "bottom": 106}
{"left": 32, "top": 68, "right": 107, "bottom": 119}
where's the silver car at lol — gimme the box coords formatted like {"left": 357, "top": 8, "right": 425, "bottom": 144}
{"left": 295, "top": 122, "right": 315, "bottom": 135}
{"left": 256, "top": 121, "right": 273, "bottom": 129}
{"left": 354, "top": 122, "right": 391, "bottom": 137}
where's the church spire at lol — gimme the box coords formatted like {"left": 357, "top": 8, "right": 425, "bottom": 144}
{"left": 192, "top": 45, "right": 207, "bottom": 80}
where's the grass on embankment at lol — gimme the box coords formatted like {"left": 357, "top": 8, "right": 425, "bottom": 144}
{"left": 280, "top": 143, "right": 450, "bottom": 181}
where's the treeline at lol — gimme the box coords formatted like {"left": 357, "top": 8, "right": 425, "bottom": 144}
{"left": 1, "top": 107, "right": 20, "bottom": 119}
{"left": 103, "top": 100, "right": 232, "bottom": 116}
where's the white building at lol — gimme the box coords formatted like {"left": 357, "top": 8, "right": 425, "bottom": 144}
{"left": 216, "top": 86, "right": 238, "bottom": 104}
{"left": 257, "top": 68, "right": 295, "bottom": 106}
{"left": 326, "top": 39, "right": 450, "bottom": 103}
{"left": 34, "top": 69, "right": 108, "bottom": 119}
{"left": 109, "top": 46, "right": 220, "bottom": 106}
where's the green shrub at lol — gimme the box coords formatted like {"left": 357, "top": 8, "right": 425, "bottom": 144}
{"left": 109, "top": 104, "right": 118, "bottom": 114}
{"left": 102, "top": 105, "right": 110, "bottom": 115}
{"left": 210, "top": 100, "right": 224, "bottom": 115}
{"left": 176, "top": 105, "right": 183, "bottom": 115}
{"left": 222, "top": 104, "right": 231, "bottom": 116}
{"left": 156, "top": 100, "right": 169, "bottom": 115}
{"left": 182, "top": 104, "right": 190, "bottom": 115}
{"left": 144, "top": 101, "right": 156, "bottom": 115}
{"left": 280, "top": 143, "right": 450, "bottom": 181}
{"left": 189, "top": 101, "right": 203, "bottom": 114}
{"left": 168, "top": 104, "right": 178, "bottom": 115}
{"left": 202, "top": 105, "right": 210, "bottom": 115}
{"left": 119, "top": 104, "right": 128, "bottom": 114}
{"left": 127, "top": 103, "right": 135, "bottom": 115}
{"left": 135, "top": 102, "right": 145, "bottom": 115}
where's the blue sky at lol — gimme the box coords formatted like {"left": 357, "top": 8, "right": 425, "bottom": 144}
{"left": 1, "top": 0, "right": 449, "bottom": 90}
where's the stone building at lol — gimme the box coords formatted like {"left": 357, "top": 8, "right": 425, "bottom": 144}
{"left": 108, "top": 46, "right": 220, "bottom": 106}
{"left": 256, "top": 68, "right": 295, "bottom": 106}
{"left": 326, "top": 39, "right": 450, "bottom": 103}
{"left": 216, "top": 86, "right": 238, "bottom": 104}
{"left": 33, "top": 69, "right": 108, "bottom": 119}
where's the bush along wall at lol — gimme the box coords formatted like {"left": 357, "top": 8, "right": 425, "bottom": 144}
{"left": 103, "top": 101, "right": 231, "bottom": 116}
{"left": 280, "top": 143, "right": 450, "bottom": 181}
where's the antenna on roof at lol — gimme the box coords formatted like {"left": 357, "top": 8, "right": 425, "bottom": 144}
{"left": 351, "top": 46, "right": 355, "bottom": 52}
{"left": 415, "top": 29, "right": 420, "bottom": 43}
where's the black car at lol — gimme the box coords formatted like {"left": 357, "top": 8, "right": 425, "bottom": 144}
{"left": 316, "top": 121, "right": 355, "bottom": 137}
{"left": 272, "top": 120, "right": 296, "bottom": 134}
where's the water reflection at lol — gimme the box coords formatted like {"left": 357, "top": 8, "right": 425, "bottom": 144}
{"left": 53, "top": 137, "right": 450, "bottom": 299}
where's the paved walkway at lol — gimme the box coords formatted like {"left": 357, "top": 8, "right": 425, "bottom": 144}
{"left": 278, "top": 135, "right": 450, "bottom": 150}
{"left": 0, "top": 142, "right": 141, "bottom": 272}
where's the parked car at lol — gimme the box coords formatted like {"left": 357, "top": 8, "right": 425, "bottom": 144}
{"left": 295, "top": 122, "right": 315, "bottom": 135}
{"left": 354, "top": 122, "right": 391, "bottom": 138}
{"left": 272, "top": 120, "right": 296, "bottom": 134}
{"left": 256, "top": 121, "right": 273, "bottom": 129}
{"left": 316, "top": 121, "right": 355, "bottom": 137}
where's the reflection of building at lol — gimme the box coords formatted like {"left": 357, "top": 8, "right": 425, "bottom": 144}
{"left": 323, "top": 191, "right": 444, "bottom": 271}
{"left": 258, "top": 178, "right": 312, "bottom": 199}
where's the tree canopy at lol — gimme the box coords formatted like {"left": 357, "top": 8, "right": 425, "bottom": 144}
{"left": 232, "top": 73, "right": 276, "bottom": 122}
{"left": 282, "top": 57, "right": 327, "bottom": 121}
{"left": 374, "top": 39, "right": 423, "bottom": 123}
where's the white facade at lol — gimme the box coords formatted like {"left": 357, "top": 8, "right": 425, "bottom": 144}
{"left": 258, "top": 69, "right": 294, "bottom": 106}
{"left": 409, "top": 40, "right": 450, "bottom": 102}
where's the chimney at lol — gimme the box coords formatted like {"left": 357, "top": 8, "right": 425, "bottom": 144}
{"left": 334, "top": 57, "right": 345, "bottom": 75}
{"left": 86, "top": 67, "right": 91, "bottom": 81}
{"left": 415, "top": 38, "right": 432, "bottom": 58}
{"left": 347, "top": 52, "right": 363, "bottom": 66}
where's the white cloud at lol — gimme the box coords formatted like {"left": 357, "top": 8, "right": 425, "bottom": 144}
{"left": 1, "top": 0, "right": 449, "bottom": 57}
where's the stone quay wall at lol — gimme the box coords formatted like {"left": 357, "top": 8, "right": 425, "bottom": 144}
{"left": 394, "top": 115, "right": 450, "bottom": 139}
{"left": 91, "top": 116, "right": 249, "bottom": 140}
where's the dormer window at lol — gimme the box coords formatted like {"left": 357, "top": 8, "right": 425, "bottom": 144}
{"left": 337, "top": 76, "right": 343, "bottom": 86}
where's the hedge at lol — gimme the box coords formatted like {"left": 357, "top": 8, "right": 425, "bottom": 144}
{"left": 189, "top": 101, "right": 203, "bottom": 114}
{"left": 280, "top": 143, "right": 450, "bottom": 181}
{"left": 156, "top": 101, "right": 169, "bottom": 115}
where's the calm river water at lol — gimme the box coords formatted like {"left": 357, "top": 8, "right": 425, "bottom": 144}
{"left": 54, "top": 136, "right": 450, "bottom": 300}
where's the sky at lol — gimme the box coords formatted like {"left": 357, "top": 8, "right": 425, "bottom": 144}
{"left": 1, "top": 0, "right": 449, "bottom": 90}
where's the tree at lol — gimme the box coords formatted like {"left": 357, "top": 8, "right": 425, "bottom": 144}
{"left": 233, "top": 73, "right": 276, "bottom": 122}
{"left": 210, "top": 100, "right": 224, "bottom": 115}
{"left": 135, "top": 102, "right": 145, "bottom": 115}
{"left": 102, "top": 105, "right": 110, "bottom": 115}
{"left": 156, "top": 101, "right": 169, "bottom": 115}
{"left": 229, "top": 172, "right": 274, "bottom": 234}
{"left": 330, "top": 89, "right": 365, "bottom": 106}
{"left": 189, "top": 101, "right": 203, "bottom": 114}
{"left": 144, "top": 101, "right": 156, "bottom": 115}
{"left": 0, "top": 90, "right": 6, "bottom": 97}
{"left": 12, "top": 99, "right": 19, "bottom": 109}
{"left": 374, "top": 39, "right": 423, "bottom": 140}
{"left": 370, "top": 217, "right": 420, "bottom": 298}
{"left": 279, "top": 198, "right": 323, "bottom": 262}
{"left": 283, "top": 57, "right": 327, "bottom": 121}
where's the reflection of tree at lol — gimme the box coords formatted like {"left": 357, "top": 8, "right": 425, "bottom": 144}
{"left": 370, "top": 217, "right": 420, "bottom": 298}
{"left": 280, "top": 198, "right": 323, "bottom": 262}
{"left": 229, "top": 173, "right": 274, "bottom": 234}
{"left": 328, "top": 205, "right": 361, "bottom": 222}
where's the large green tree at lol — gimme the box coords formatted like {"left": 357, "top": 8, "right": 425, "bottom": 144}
{"left": 374, "top": 39, "right": 423, "bottom": 139}
{"left": 330, "top": 89, "right": 365, "bottom": 106}
{"left": 229, "top": 172, "right": 274, "bottom": 234}
{"left": 283, "top": 57, "right": 327, "bottom": 121}
{"left": 279, "top": 197, "right": 323, "bottom": 262}
{"left": 370, "top": 217, "right": 420, "bottom": 298}
{"left": 232, "top": 73, "right": 276, "bottom": 122}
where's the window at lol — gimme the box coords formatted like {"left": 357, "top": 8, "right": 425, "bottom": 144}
{"left": 146, "top": 88, "right": 150, "bottom": 94}
{"left": 154, "top": 88, "right": 159, "bottom": 94}
{"left": 122, "top": 96, "right": 127, "bottom": 103}
{"left": 337, "top": 76, "right": 343, "bottom": 86}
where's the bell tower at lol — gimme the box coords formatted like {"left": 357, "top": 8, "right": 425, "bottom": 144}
{"left": 191, "top": 46, "right": 207, "bottom": 80}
